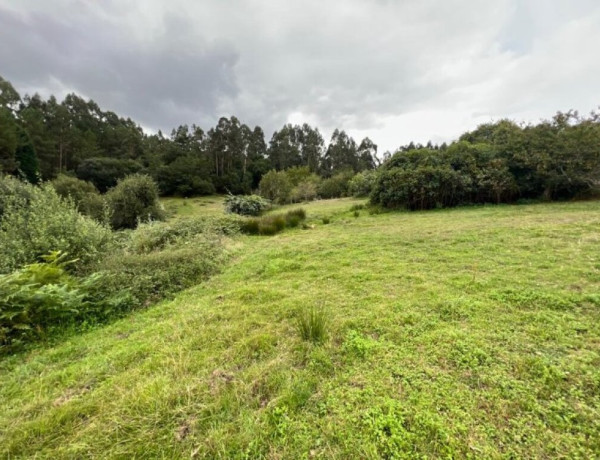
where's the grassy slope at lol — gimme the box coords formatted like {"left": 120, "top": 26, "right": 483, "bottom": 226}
{"left": 161, "top": 196, "right": 227, "bottom": 219}
{"left": 1, "top": 200, "right": 600, "bottom": 458}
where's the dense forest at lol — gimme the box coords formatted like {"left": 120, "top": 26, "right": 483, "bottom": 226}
{"left": 1, "top": 74, "right": 600, "bottom": 209}
{"left": 0, "top": 75, "right": 378, "bottom": 196}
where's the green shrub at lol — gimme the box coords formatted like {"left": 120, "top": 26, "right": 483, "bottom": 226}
{"left": 0, "top": 179, "right": 113, "bottom": 273}
{"left": 0, "top": 252, "right": 130, "bottom": 350}
{"left": 297, "top": 308, "right": 328, "bottom": 344}
{"left": 106, "top": 174, "right": 164, "bottom": 229}
{"left": 51, "top": 174, "right": 109, "bottom": 223}
{"left": 290, "top": 180, "right": 319, "bottom": 203}
{"left": 51, "top": 174, "right": 98, "bottom": 202}
{"left": 78, "top": 192, "right": 110, "bottom": 223}
{"left": 259, "top": 170, "right": 292, "bottom": 204}
{"left": 353, "top": 210, "right": 360, "bottom": 218}
{"left": 76, "top": 157, "right": 142, "bottom": 193}
{"left": 93, "top": 233, "right": 226, "bottom": 307}
{"left": 284, "top": 166, "right": 313, "bottom": 186}
{"left": 371, "top": 165, "right": 470, "bottom": 210}
{"left": 350, "top": 204, "right": 365, "bottom": 211}
{"left": 317, "top": 171, "right": 354, "bottom": 199}
{"left": 322, "top": 217, "right": 331, "bottom": 224}
{"left": 0, "top": 174, "right": 33, "bottom": 219}
{"left": 224, "top": 194, "right": 270, "bottom": 216}
{"left": 348, "top": 170, "right": 377, "bottom": 197}
{"left": 128, "top": 215, "right": 242, "bottom": 253}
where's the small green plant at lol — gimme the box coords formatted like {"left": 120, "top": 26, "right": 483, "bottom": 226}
{"left": 297, "top": 308, "right": 328, "bottom": 344}
{"left": 353, "top": 210, "right": 360, "bottom": 218}
{"left": 342, "top": 329, "right": 378, "bottom": 358}
{"left": 322, "top": 217, "right": 331, "bottom": 224}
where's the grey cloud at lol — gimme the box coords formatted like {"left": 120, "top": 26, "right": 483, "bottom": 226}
{"left": 1, "top": 0, "right": 600, "bottom": 150}
{"left": 0, "top": 4, "right": 239, "bottom": 130}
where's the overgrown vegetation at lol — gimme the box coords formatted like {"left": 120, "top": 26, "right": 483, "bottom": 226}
{"left": 0, "top": 176, "right": 112, "bottom": 273}
{"left": 2, "top": 72, "right": 600, "bottom": 458}
{"left": 240, "top": 208, "right": 307, "bottom": 235}
{"left": 1, "top": 200, "right": 599, "bottom": 458}
{"left": 372, "top": 115, "right": 600, "bottom": 210}
{"left": 224, "top": 193, "right": 270, "bottom": 216}
{"left": 0, "top": 175, "right": 238, "bottom": 352}
{"left": 0, "top": 252, "right": 130, "bottom": 350}
{"left": 106, "top": 174, "right": 164, "bottom": 229}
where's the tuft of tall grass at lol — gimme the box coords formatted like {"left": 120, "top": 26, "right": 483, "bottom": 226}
{"left": 297, "top": 308, "right": 328, "bottom": 344}
{"left": 240, "top": 210, "right": 307, "bottom": 236}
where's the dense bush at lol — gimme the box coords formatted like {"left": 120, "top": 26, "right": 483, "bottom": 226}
{"left": 93, "top": 233, "right": 226, "bottom": 307}
{"left": 106, "top": 174, "right": 164, "bottom": 229}
{"left": 259, "top": 170, "right": 292, "bottom": 204}
{"left": 0, "top": 177, "right": 112, "bottom": 273}
{"left": 51, "top": 174, "right": 109, "bottom": 222}
{"left": 373, "top": 113, "right": 600, "bottom": 210}
{"left": 317, "top": 171, "right": 354, "bottom": 199}
{"left": 128, "top": 215, "right": 242, "bottom": 254}
{"left": 291, "top": 180, "right": 319, "bottom": 202}
{"left": 348, "top": 170, "right": 377, "bottom": 197}
{"left": 0, "top": 252, "right": 130, "bottom": 350}
{"left": 224, "top": 194, "right": 270, "bottom": 216}
{"left": 155, "top": 155, "right": 216, "bottom": 197}
{"left": 51, "top": 174, "right": 97, "bottom": 201}
{"left": 76, "top": 157, "right": 143, "bottom": 193}
{"left": 0, "top": 174, "right": 33, "bottom": 218}
{"left": 371, "top": 165, "right": 469, "bottom": 210}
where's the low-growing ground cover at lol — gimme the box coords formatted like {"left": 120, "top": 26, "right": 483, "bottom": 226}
{"left": 1, "top": 200, "right": 599, "bottom": 458}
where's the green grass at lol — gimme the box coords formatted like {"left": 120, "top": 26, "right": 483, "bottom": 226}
{"left": 2, "top": 200, "right": 600, "bottom": 458}
{"left": 162, "top": 195, "right": 367, "bottom": 223}
{"left": 161, "top": 195, "right": 227, "bottom": 219}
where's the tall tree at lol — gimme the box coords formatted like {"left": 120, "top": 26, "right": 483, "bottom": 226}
{"left": 322, "top": 129, "right": 359, "bottom": 175}
{"left": 14, "top": 126, "right": 39, "bottom": 183}
{"left": 357, "top": 137, "right": 377, "bottom": 171}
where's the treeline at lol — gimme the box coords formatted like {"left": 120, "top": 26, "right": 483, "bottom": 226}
{"left": 0, "top": 76, "right": 378, "bottom": 195}
{"left": 371, "top": 113, "right": 600, "bottom": 210}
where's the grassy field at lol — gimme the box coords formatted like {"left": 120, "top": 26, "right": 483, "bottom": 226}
{"left": 1, "top": 199, "right": 600, "bottom": 458}
{"left": 161, "top": 195, "right": 227, "bottom": 219}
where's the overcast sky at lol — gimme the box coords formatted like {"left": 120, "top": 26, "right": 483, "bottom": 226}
{"left": 1, "top": 0, "right": 599, "bottom": 153}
